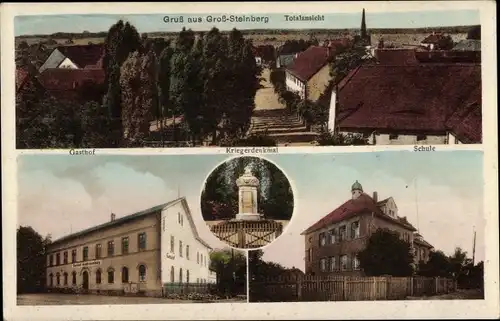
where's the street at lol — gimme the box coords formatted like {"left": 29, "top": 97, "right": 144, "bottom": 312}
{"left": 17, "top": 293, "right": 245, "bottom": 305}
{"left": 407, "top": 289, "right": 484, "bottom": 300}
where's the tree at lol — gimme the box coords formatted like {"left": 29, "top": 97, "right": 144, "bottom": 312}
{"left": 269, "top": 68, "right": 285, "bottom": 93}
{"left": 17, "top": 226, "right": 51, "bottom": 294}
{"left": 330, "top": 44, "right": 374, "bottom": 85}
{"left": 120, "top": 50, "right": 157, "bottom": 146}
{"left": 417, "top": 250, "right": 452, "bottom": 277}
{"left": 436, "top": 35, "right": 454, "bottom": 50}
{"left": 467, "top": 25, "right": 481, "bottom": 40}
{"left": 448, "top": 247, "right": 470, "bottom": 280}
{"left": 358, "top": 228, "right": 414, "bottom": 277}
{"left": 316, "top": 130, "right": 369, "bottom": 146}
{"left": 210, "top": 248, "right": 247, "bottom": 296}
{"left": 102, "top": 20, "right": 142, "bottom": 147}
{"left": 80, "top": 101, "right": 112, "bottom": 148}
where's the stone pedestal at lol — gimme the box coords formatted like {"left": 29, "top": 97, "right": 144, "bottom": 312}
{"left": 235, "top": 165, "right": 261, "bottom": 221}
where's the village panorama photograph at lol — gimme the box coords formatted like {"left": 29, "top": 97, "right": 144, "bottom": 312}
{"left": 16, "top": 154, "right": 249, "bottom": 305}
{"left": 246, "top": 151, "right": 485, "bottom": 302}
{"left": 15, "top": 7, "right": 482, "bottom": 149}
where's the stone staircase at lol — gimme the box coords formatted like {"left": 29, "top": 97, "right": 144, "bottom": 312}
{"left": 249, "top": 109, "right": 319, "bottom": 145}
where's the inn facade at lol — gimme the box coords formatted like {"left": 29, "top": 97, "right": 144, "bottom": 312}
{"left": 45, "top": 197, "right": 212, "bottom": 297}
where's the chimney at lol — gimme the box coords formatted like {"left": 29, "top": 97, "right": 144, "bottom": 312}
{"left": 111, "top": 213, "right": 116, "bottom": 221}
{"left": 372, "top": 191, "right": 378, "bottom": 202}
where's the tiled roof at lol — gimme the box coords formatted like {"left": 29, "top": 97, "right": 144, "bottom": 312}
{"left": 414, "top": 237, "right": 433, "bottom": 248}
{"left": 445, "top": 98, "right": 482, "bottom": 144}
{"left": 286, "top": 46, "right": 332, "bottom": 81}
{"left": 301, "top": 193, "right": 416, "bottom": 235}
{"left": 415, "top": 50, "right": 481, "bottom": 63}
{"left": 16, "top": 68, "right": 29, "bottom": 92}
{"left": 375, "top": 49, "right": 419, "bottom": 65}
{"left": 335, "top": 63, "right": 481, "bottom": 135}
{"left": 56, "top": 44, "right": 104, "bottom": 68}
{"left": 37, "top": 68, "right": 105, "bottom": 91}
{"left": 421, "top": 33, "right": 446, "bottom": 44}
{"left": 50, "top": 197, "right": 212, "bottom": 249}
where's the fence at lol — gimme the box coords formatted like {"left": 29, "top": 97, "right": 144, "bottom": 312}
{"left": 210, "top": 220, "right": 283, "bottom": 249}
{"left": 250, "top": 275, "right": 456, "bottom": 302}
{"left": 163, "top": 282, "right": 215, "bottom": 296}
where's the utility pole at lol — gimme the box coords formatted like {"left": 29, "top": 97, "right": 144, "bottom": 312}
{"left": 472, "top": 226, "right": 476, "bottom": 266}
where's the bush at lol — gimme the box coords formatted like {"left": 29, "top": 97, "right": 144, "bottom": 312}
{"left": 316, "top": 130, "right": 369, "bottom": 146}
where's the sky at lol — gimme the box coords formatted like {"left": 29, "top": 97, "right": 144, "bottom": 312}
{"left": 17, "top": 151, "right": 485, "bottom": 271}
{"left": 14, "top": 9, "right": 480, "bottom": 36}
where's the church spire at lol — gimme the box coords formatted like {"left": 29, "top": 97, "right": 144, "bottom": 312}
{"left": 361, "top": 8, "right": 367, "bottom": 39}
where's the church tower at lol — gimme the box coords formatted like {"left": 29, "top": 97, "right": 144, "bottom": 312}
{"left": 361, "top": 8, "right": 367, "bottom": 39}
{"left": 351, "top": 180, "right": 363, "bottom": 200}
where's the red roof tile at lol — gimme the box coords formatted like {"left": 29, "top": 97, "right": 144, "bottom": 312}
{"left": 375, "top": 49, "right": 419, "bottom": 65}
{"left": 16, "top": 68, "right": 29, "bottom": 92}
{"left": 37, "top": 68, "right": 105, "bottom": 92}
{"left": 301, "top": 193, "right": 416, "bottom": 235}
{"left": 286, "top": 46, "right": 332, "bottom": 81}
{"left": 445, "top": 97, "right": 482, "bottom": 143}
{"left": 56, "top": 44, "right": 104, "bottom": 68}
{"left": 336, "top": 63, "right": 481, "bottom": 135}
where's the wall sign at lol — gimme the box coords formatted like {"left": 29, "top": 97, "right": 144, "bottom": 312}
{"left": 72, "top": 260, "right": 102, "bottom": 268}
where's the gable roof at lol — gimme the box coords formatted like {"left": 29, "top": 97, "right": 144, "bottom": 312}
{"left": 49, "top": 197, "right": 211, "bottom": 249}
{"left": 16, "top": 68, "right": 29, "bottom": 92}
{"left": 445, "top": 98, "right": 482, "bottom": 143}
{"left": 286, "top": 46, "right": 332, "bottom": 82}
{"left": 421, "top": 33, "right": 446, "bottom": 44}
{"left": 375, "top": 49, "right": 419, "bottom": 65}
{"left": 301, "top": 193, "right": 416, "bottom": 235}
{"left": 335, "top": 63, "right": 481, "bottom": 136}
{"left": 56, "top": 44, "right": 104, "bottom": 68}
{"left": 37, "top": 68, "right": 105, "bottom": 92}
{"left": 414, "top": 236, "right": 433, "bottom": 248}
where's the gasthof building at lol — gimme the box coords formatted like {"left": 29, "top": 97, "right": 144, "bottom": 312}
{"left": 45, "top": 197, "right": 213, "bottom": 297}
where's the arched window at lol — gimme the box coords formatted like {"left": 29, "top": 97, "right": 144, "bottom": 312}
{"left": 56, "top": 273, "right": 60, "bottom": 286}
{"left": 170, "top": 266, "right": 175, "bottom": 283}
{"left": 63, "top": 272, "right": 68, "bottom": 285}
{"left": 108, "top": 268, "right": 115, "bottom": 284}
{"left": 122, "top": 267, "right": 129, "bottom": 283}
{"left": 72, "top": 271, "right": 77, "bottom": 285}
{"left": 179, "top": 268, "right": 183, "bottom": 283}
{"left": 138, "top": 265, "right": 146, "bottom": 282}
{"left": 96, "top": 269, "right": 102, "bottom": 284}
{"left": 186, "top": 270, "right": 190, "bottom": 284}
{"left": 49, "top": 273, "right": 53, "bottom": 287}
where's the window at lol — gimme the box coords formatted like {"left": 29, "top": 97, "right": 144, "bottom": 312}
{"left": 416, "top": 135, "right": 427, "bottom": 141}
{"left": 71, "top": 250, "right": 76, "bottom": 263}
{"left": 95, "top": 244, "right": 102, "bottom": 259}
{"left": 49, "top": 273, "right": 53, "bottom": 287}
{"left": 170, "top": 236, "right": 175, "bottom": 253}
{"left": 96, "top": 269, "right": 102, "bottom": 284}
{"left": 179, "top": 241, "right": 183, "bottom": 257}
{"left": 307, "top": 249, "right": 312, "bottom": 262}
{"left": 63, "top": 251, "right": 68, "bottom": 264}
{"left": 329, "top": 257, "right": 336, "bottom": 272}
{"left": 83, "top": 246, "right": 89, "bottom": 261}
{"left": 107, "top": 240, "right": 115, "bottom": 256}
{"left": 64, "top": 272, "right": 68, "bottom": 285}
{"left": 319, "top": 258, "right": 327, "bottom": 272}
{"left": 122, "top": 237, "right": 129, "bottom": 254}
{"left": 454, "top": 136, "right": 459, "bottom": 144}
{"left": 139, "top": 265, "right": 146, "bottom": 282}
{"left": 319, "top": 232, "right": 326, "bottom": 246}
{"left": 197, "top": 252, "right": 199, "bottom": 264}
{"left": 340, "top": 255, "right": 348, "bottom": 271}
{"left": 56, "top": 253, "right": 60, "bottom": 265}
{"left": 181, "top": 215, "right": 184, "bottom": 226}
{"left": 122, "top": 267, "right": 129, "bottom": 283}
{"left": 339, "top": 226, "right": 347, "bottom": 242}
{"left": 186, "top": 270, "right": 190, "bottom": 283}
{"left": 138, "top": 233, "right": 147, "bottom": 251}
{"left": 72, "top": 271, "right": 76, "bottom": 285}
{"left": 179, "top": 268, "right": 183, "bottom": 283}
{"left": 178, "top": 212, "right": 181, "bottom": 224}
{"left": 351, "top": 221, "right": 360, "bottom": 239}
{"left": 162, "top": 217, "right": 166, "bottom": 231}
{"left": 170, "top": 266, "right": 175, "bottom": 283}
{"left": 49, "top": 254, "right": 54, "bottom": 266}
{"left": 197, "top": 278, "right": 200, "bottom": 283}
{"left": 328, "top": 229, "right": 336, "bottom": 244}
{"left": 353, "top": 254, "right": 360, "bottom": 270}
{"left": 186, "top": 245, "right": 190, "bottom": 260}
{"left": 56, "top": 273, "right": 60, "bottom": 286}
{"left": 108, "top": 268, "right": 115, "bottom": 284}
{"left": 389, "top": 134, "right": 398, "bottom": 140}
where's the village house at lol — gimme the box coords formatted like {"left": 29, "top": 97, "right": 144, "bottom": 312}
{"left": 39, "top": 44, "right": 104, "bottom": 73}
{"left": 301, "top": 181, "right": 432, "bottom": 276}
{"left": 419, "top": 33, "right": 451, "bottom": 51}
{"left": 413, "top": 233, "right": 434, "bottom": 265}
{"left": 285, "top": 45, "right": 334, "bottom": 102}
{"left": 327, "top": 59, "right": 482, "bottom": 145}
{"left": 45, "top": 197, "right": 213, "bottom": 297}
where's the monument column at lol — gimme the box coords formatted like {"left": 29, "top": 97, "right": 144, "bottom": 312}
{"left": 235, "top": 165, "right": 261, "bottom": 221}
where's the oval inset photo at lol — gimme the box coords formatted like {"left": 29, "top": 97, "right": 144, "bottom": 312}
{"left": 201, "top": 156, "right": 294, "bottom": 249}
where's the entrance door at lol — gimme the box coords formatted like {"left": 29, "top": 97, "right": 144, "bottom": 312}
{"left": 82, "top": 271, "right": 89, "bottom": 290}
